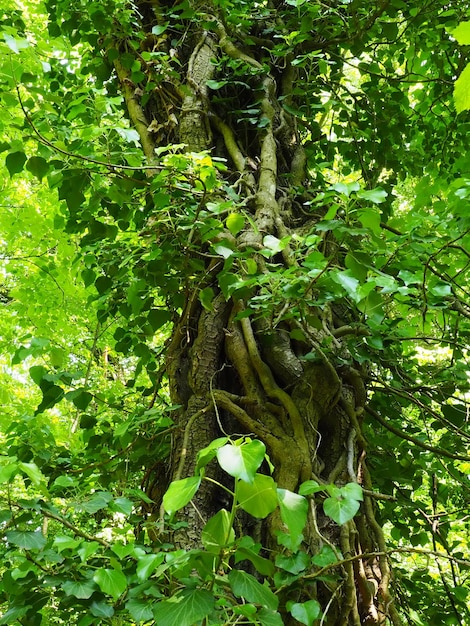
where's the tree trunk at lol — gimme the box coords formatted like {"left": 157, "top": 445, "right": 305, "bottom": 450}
{"left": 104, "top": 1, "right": 402, "bottom": 623}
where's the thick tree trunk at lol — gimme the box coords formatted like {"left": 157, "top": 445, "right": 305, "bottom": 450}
{"left": 106, "top": 2, "right": 402, "bottom": 623}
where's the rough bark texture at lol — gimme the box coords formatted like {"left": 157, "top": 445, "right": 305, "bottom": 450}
{"left": 107, "top": 2, "right": 402, "bottom": 623}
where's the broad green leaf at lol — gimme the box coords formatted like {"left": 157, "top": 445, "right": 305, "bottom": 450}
{"left": 451, "top": 22, "right": 470, "bottom": 45}
{"left": 201, "top": 509, "right": 235, "bottom": 552}
{"left": 311, "top": 545, "right": 340, "bottom": 567}
{"left": 332, "top": 270, "right": 360, "bottom": 302}
{"left": 18, "top": 462, "right": 46, "bottom": 487}
{"left": 26, "top": 156, "right": 49, "bottom": 180}
{"left": 277, "top": 489, "right": 308, "bottom": 551}
{"left": 299, "top": 480, "right": 323, "bottom": 495}
{"left": 62, "top": 580, "right": 96, "bottom": 599}
{"left": 3, "top": 33, "right": 29, "bottom": 53}
{"left": 153, "top": 589, "right": 214, "bottom": 626}
{"left": 341, "top": 483, "right": 363, "bottom": 501}
{"left": 287, "top": 600, "right": 321, "bottom": 625}
{"left": 53, "top": 535, "right": 82, "bottom": 552}
{"left": 454, "top": 64, "right": 470, "bottom": 113}
{"left": 238, "top": 474, "right": 278, "bottom": 518}
{"left": 5, "top": 531, "right": 46, "bottom": 550}
{"left": 235, "top": 545, "right": 275, "bottom": 576}
{"left": 257, "top": 607, "right": 284, "bottom": 626}
{"left": 357, "top": 188, "right": 388, "bottom": 204}
{"left": 199, "top": 286, "right": 215, "bottom": 311}
{"left": 93, "top": 569, "right": 127, "bottom": 601}
{"left": 163, "top": 476, "right": 201, "bottom": 514}
{"left": 109, "top": 497, "right": 133, "bottom": 516}
{"left": 323, "top": 496, "right": 360, "bottom": 525}
{"left": 90, "top": 600, "right": 114, "bottom": 618}
{"left": 126, "top": 598, "right": 154, "bottom": 622}
{"left": 226, "top": 212, "right": 245, "bottom": 236}
{"left": 136, "top": 553, "right": 165, "bottom": 582}
{"left": 229, "top": 570, "right": 278, "bottom": 610}
{"left": 331, "top": 181, "right": 360, "bottom": 196}
{"left": 216, "top": 440, "right": 266, "bottom": 483}
{"left": 79, "top": 491, "right": 113, "bottom": 514}
{"left": 5, "top": 151, "right": 27, "bottom": 176}
{"left": 275, "top": 551, "right": 310, "bottom": 574}
{"left": 196, "top": 437, "right": 229, "bottom": 472}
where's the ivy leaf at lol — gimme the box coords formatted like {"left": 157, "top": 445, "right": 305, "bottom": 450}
{"left": 5, "top": 531, "right": 46, "bottom": 550}
{"left": 277, "top": 489, "right": 308, "bottom": 551}
{"left": 93, "top": 569, "right": 127, "bottom": 601}
{"left": 126, "top": 598, "right": 154, "bottom": 622}
{"left": 256, "top": 608, "right": 284, "bottom": 626}
{"left": 217, "top": 440, "right": 266, "bottom": 483}
{"left": 287, "top": 600, "right": 321, "bottom": 625}
{"left": 153, "top": 589, "right": 214, "bottom": 626}
{"left": 136, "top": 553, "right": 165, "bottom": 582}
{"left": 323, "top": 495, "right": 361, "bottom": 525}
{"left": 163, "top": 476, "right": 201, "bottom": 514}
{"left": 62, "top": 580, "right": 96, "bottom": 599}
{"left": 238, "top": 474, "right": 278, "bottom": 518}
{"left": 229, "top": 570, "right": 278, "bottom": 610}
{"left": 196, "top": 437, "right": 229, "bottom": 472}
{"left": 202, "top": 509, "right": 235, "bottom": 552}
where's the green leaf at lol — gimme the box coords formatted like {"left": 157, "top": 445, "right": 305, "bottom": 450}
{"left": 136, "top": 553, "right": 165, "bottom": 582}
{"left": 151, "top": 24, "right": 168, "bottom": 35}
{"left": 5, "top": 531, "right": 46, "bottom": 550}
{"left": 229, "top": 570, "right": 278, "bottom": 610}
{"left": 90, "top": 600, "right": 114, "bottom": 618}
{"left": 331, "top": 181, "right": 360, "bottom": 196}
{"left": 93, "top": 569, "right": 127, "bottom": 601}
{"left": 163, "top": 476, "right": 201, "bottom": 514}
{"left": 323, "top": 495, "right": 360, "bottom": 525}
{"left": 62, "top": 580, "right": 96, "bottom": 599}
{"left": 216, "top": 439, "right": 266, "bottom": 483}
{"left": 126, "top": 598, "right": 154, "bottom": 622}
{"left": 275, "top": 551, "right": 310, "bottom": 574}
{"left": 341, "top": 483, "right": 363, "bottom": 501}
{"left": 153, "top": 589, "right": 214, "bottom": 626}
{"left": 18, "top": 462, "right": 46, "bottom": 487}
{"left": 298, "top": 480, "right": 323, "bottom": 495}
{"left": 5, "top": 151, "right": 27, "bottom": 176}
{"left": 201, "top": 509, "right": 235, "bottom": 552}
{"left": 238, "top": 474, "right": 278, "bottom": 518}
{"left": 287, "top": 600, "right": 321, "bottom": 625}
{"left": 226, "top": 212, "right": 245, "bottom": 236}
{"left": 53, "top": 535, "right": 82, "bottom": 552}
{"left": 454, "top": 63, "right": 470, "bottom": 113}
{"left": 199, "top": 286, "right": 215, "bottom": 311}
{"left": 331, "top": 270, "right": 360, "bottom": 302}
{"left": 451, "top": 22, "right": 470, "bottom": 45}
{"left": 196, "top": 437, "right": 229, "bottom": 472}
{"left": 26, "top": 156, "right": 49, "bottom": 180}
{"left": 277, "top": 489, "right": 308, "bottom": 551}
{"left": 311, "top": 545, "right": 340, "bottom": 567}
{"left": 357, "top": 188, "right": 388, "bottom": 204}
{"left": 257, "top": 607, "right": 284, "bottom": 626}
{"left": 3, "top": 33, "right": 29, "bottom": 53}
{"left": 80, "top": 491, "right": 113, "bottom": 514}
{"left": 235, "top": 544, "right": 275, "bottom": 577}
